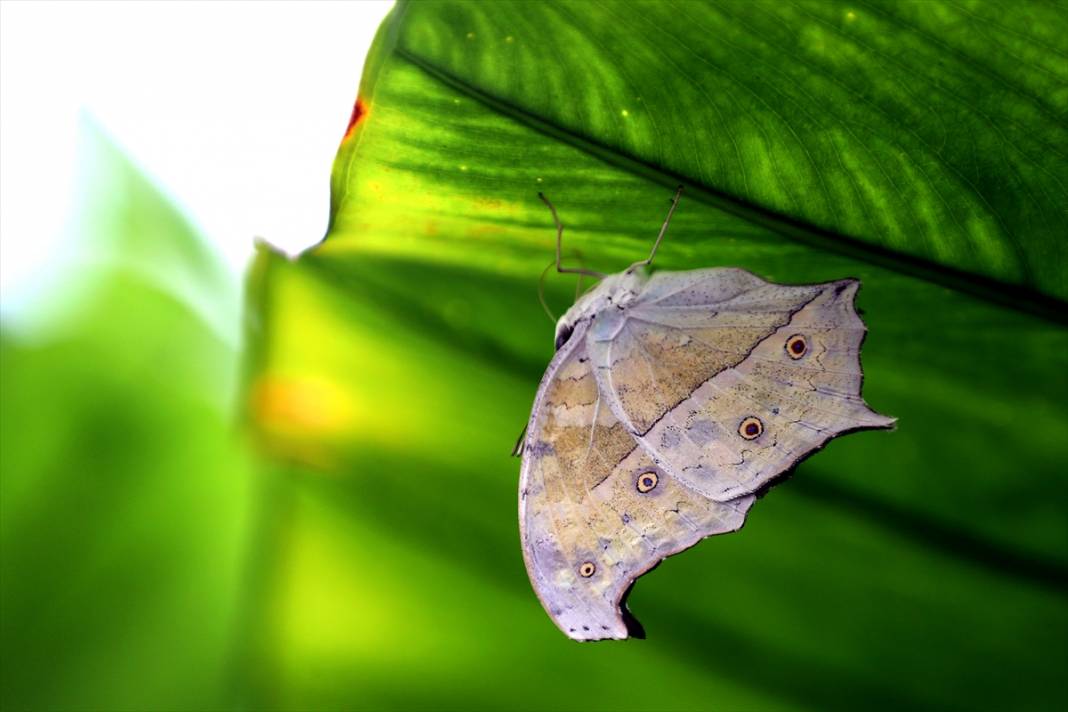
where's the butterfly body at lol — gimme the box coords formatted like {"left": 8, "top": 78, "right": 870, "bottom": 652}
{"left": 519, "top": 266, "right": 893, "bottom": 641}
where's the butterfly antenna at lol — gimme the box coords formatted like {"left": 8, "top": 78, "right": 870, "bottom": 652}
{"left": 628, "top": 185, "right": 684, "bottom": 272}
{"left": 538, "top": 193, "right": 605, "bottom": 280}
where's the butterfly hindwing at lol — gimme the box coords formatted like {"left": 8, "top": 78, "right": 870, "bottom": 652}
{"left": 520, "top": 319, "right": 755, "bottom": 641}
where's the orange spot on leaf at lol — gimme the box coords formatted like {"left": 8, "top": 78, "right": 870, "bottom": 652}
{"left": 251, "top": 375, "right": 352, "bottom": 436}
{"left": 342, "top": 98, "right": 367, "bottom": 141}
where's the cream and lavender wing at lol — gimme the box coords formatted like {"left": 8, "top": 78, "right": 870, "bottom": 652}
{"left": 588, "top": 268, "right": 894, "bottom": 502}
{"left": 519, "top": 319, "right": 753, "bottom": 641}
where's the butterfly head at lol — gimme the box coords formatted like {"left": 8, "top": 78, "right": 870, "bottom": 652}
{"left": 553, "top": 268, "right": 647, "bottom": 351}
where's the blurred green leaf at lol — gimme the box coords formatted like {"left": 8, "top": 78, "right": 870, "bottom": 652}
{"left": 1, "top": 123, "right": 254, "bottom": 710}
{"left": 247, "top": 1, "right": 1068, "bottom": 710}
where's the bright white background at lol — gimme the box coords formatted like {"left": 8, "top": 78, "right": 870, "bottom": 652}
{"left": 0, "top": 0, "right": 393, "bottom": 319}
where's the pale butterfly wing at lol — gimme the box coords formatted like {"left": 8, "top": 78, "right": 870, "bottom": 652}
{"left": 587, "top": 268, "right": 895, "bottom": 502}
{"left": 585, "top": 268, "right": 822, "bottom": 435}
{"left": 520, "top": 267, "right": 893, "bottom": 640}
{"left": 519, "top": 319, "right": 755, "bottom": 641}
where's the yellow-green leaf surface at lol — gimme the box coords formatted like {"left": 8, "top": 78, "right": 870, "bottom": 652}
{"left": 247, "top": 2, "right": 1068, "bottom": 710}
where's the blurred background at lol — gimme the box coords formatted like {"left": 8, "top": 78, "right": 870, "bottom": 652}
{"left": 2, "top": 2, "right": 1066, "bottom": 711}
{"left": 1, "top": 0, "right": 392, "bottom": 329}
{"left": 1, "top": 1, "right": 391, "bottom": 709}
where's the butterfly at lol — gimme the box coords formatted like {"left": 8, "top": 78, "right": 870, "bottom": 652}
{"left": 516, "top": 187, "right": 894, "bottom": 641}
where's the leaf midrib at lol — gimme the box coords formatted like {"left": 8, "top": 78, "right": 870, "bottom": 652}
{"left": 382, "top": 43, "right": 1066, "bottom": 325}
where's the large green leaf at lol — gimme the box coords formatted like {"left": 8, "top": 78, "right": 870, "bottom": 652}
{"left": 246, "top": 2, "right": 1067, "bottom": 710}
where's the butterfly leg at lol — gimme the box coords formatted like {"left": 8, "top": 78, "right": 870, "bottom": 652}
{"left": 511, "top": 423, "right": 527, "bottom": 458}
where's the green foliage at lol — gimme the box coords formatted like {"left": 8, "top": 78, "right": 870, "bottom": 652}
{"left": 245, "top": 1, "right": 1068, "bottom": 710}
{"left": 1, "top": 125, "right": 254, "bottom": 710}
